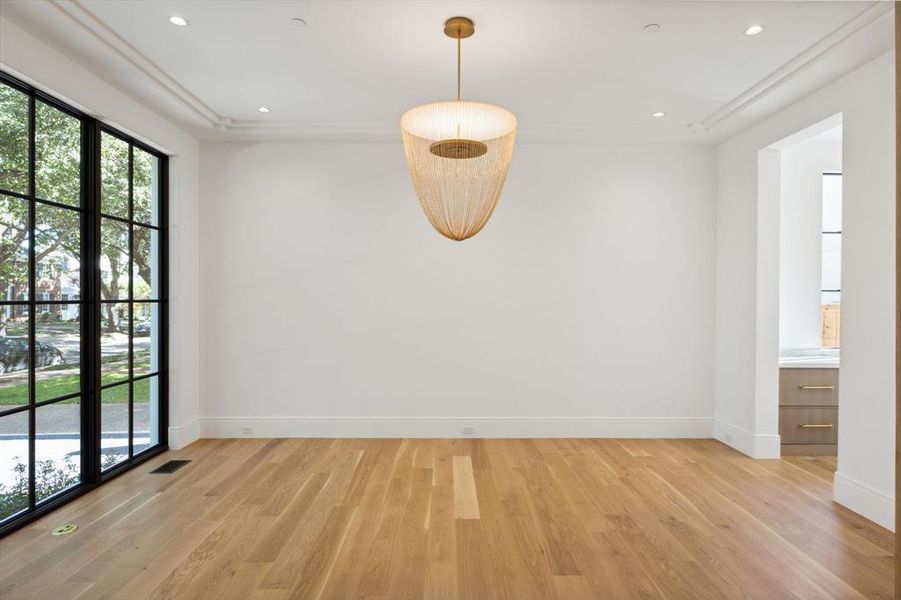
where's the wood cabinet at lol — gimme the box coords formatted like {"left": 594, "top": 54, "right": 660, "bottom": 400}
{"left": 779, "top": 368, "right": 838, "bottom": 456}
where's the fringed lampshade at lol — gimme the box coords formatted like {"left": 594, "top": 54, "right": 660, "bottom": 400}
{"left": 400, "top": 100, "right": 517, "bottom": 241}
{"left": 400, "top": 17, "right": 517, "bottom": 241}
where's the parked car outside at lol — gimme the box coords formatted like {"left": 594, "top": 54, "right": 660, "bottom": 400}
{"left": 115, "top": 320, "right": 150, "bottom": 336}
{"left": 0, "top": 337, "right": 65, "bottom": 375}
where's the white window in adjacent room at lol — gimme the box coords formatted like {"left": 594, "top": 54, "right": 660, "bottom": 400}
{"left": 821, "top": 172, "right": 841, "bottom": 348}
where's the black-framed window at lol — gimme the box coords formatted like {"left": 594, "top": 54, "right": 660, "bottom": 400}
{"left": 821, "top": 172, "right": 841, "bottom": 348}
{"left": 0, "top": 71, "right": 168, "bottom": 534}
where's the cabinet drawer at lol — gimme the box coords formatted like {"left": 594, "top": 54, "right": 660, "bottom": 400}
{"left": 779, "top": 368, "right": 838, "bottom": 406}
{"left": 781, "top": 443, "right": 836, "bottom": 456}
{"left": 779, "top": 407, "right": 838, "bottom": 444}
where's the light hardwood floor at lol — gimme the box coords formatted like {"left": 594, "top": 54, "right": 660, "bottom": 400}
{"left": 0, "top": 439, "right": 894, "bottom": 599}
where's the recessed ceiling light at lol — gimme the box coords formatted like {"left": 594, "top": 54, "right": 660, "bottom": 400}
{"left": 168, "top": 15, "right": 188, "bottom": 27}
{"left": 744, "top": 24, "right": 764, "bottom": 36}
{"left": 257, "top": 106, "right": 271, "bottom": 113}
{"left": 653, "top": 111, "right": 665, "bottom": 118}
{"left": 643, "top": 23, "right": 661, "bottom": 32}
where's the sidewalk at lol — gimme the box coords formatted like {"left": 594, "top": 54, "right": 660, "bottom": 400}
{"left": 0, "top": 403, "right": 150, "bottom": 435}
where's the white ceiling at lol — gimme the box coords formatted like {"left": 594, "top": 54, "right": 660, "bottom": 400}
{"left": 0, "top": 1, "right": 894, "bottom": 144}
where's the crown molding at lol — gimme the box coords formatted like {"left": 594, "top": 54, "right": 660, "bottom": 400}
{"left": 223, "top": 120, "right": 396, "bottom": 136}
{"left": 689, "top": 1, "right": 893, "bottom": 136}
{"left": 44, "top": 0, "right": 892, "bottom": 141}
{"left": 49, "top": 0, "right": 228, "bottom": 129}
{"left": 198, "top": 120, "right": 701, "bottom": 145}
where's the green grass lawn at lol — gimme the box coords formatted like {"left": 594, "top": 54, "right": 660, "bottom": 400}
{"left": 0, "top": 354, "right": 153, "bottom": 405}
{"left": 4, "top": 321, "right": 80, "bottom": 335}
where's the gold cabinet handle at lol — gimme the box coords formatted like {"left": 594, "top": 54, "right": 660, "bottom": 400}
{"left": 799, "top": 424, "right": 834, "bottom": 428}
{"left": 798, "top": 385, "right": 835, "bottom": 390}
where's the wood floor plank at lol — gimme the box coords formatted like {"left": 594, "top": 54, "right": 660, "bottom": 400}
{"left": 423, "top": 486, "right": 457, "bottom": 599}
{"left": 287, "top": 503, "right": 359, "bottom": 599}
{"left": 454, "top": 519, "right": 498, "bottom": 599}
{"left": 0, "top": 439, "right": 894, "bottom": 599}
{"left": 451, "top": 455, "right": 480, "bottom": 520}
{"left": 317, "top": 440, "right": 403, "bottom": 599}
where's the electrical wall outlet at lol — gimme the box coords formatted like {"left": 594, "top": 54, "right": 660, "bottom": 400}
{"left": 462, "top": 426, "right": 476, "bottom": 436}
{"left": 240, "top": 426, "right": 254, "bottom": 436}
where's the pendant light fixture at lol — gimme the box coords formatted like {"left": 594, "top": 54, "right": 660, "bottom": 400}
{"left": 400, "top": 17, "right": 517, "bottom": 241}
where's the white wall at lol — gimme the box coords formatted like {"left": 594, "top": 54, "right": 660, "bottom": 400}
{"left": 198, "top": 142, "right": 717, "bottom": 437}
{"left": 779, "top": 137, "right": 842, "bottom": 351}
{"left": 4, "top": 7, "right": 892, "bottom": 531}
{"left": 714, "top": 52, "right": 895, "bottom": 529}
{"left": 0, "top": 18, "right": 202, "bottom": 448}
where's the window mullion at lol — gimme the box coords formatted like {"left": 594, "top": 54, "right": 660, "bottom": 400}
{"left": 26, "top": 92, "right": 36, "bottom": 511}
{"left": 82, "top": 118, "right": 101, "bottom": 485}
{"left": 127, "top": 144, "right": 134, "bottom": 459}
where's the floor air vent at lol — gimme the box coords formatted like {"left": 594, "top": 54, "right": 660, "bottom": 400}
{"left": 150, "top": 460, "right": 191, "bottom": 474}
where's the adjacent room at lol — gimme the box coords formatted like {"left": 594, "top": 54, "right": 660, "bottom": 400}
{"left": 0, "top": 1, "right": 897, "bottom": 598}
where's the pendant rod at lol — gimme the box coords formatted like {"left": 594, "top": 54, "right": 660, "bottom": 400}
{"left": 456, "top": 33, "right": 461, "bottom": 101}
{"left": 443, "top": 17, "right": 473, "bottom": 101}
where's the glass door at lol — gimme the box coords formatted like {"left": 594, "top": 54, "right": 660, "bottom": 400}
{"left": 98, "top": 129, "right": 163, "bottom": 470}
{"left": 0, "top": 82, "right": 85, "bottom": 521}
{"left": 0, "top": 73, "right": 167, "bottom": 531}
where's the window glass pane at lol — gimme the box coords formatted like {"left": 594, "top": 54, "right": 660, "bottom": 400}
{"left": 101, "top": 217, "right": 129, "bottom": 300}
{"left": 133, "top": 148, "right": 159, "bottom": 226}
{"left": 821, "top": 291, "right": 841, "bottom": 305}
{"left": 35, "top": 305, "right": 79, "bottom": 402}
{"left": 35, "top": 203, "right": 80, "bottom": 302}
{"left": 134, "top": 375, "right": 159, "bottom": 453}
{"left": 821, "top": 173, "right": 841, "bottom": 349}
{"left": 821, "top": 234, "right": 841, "bottom": 291}
{"left": 0, "top": 321, "right": 29, "bottom": 409}
{"left": 35, "top": 398, "right": 81, "bottom": 502}
{"left": 101, "top": 132, "right": 129, "bottom": 218}
{"left": 133, "top": 302, "right": 160, "bottom": 377}
{"left": 101, "top": 302, "right": 129, "bottom": 386}
{"left": 822, "top": 174, "right": 842, "bottom": 232}
{"left": 101, "top": 383, "right": 129, "bottom": 470}
{"left": 0, "top": 410, "right": 29, "bottom": 521}
{"left": 0, "top": 194, "right": 28, "bottom": 301}
{"left": 133, "top": 226, "right": 158, "bottom": 299}
{"left": 35, "top": 101, "right": 81, "bottom": 207}
{"left": 0, "top": 83, "right": 29, "bottom": 195}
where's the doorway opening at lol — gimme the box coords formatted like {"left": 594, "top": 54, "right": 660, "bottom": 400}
{"left": 773, "top": 115, "right": 843, "bottom": 459}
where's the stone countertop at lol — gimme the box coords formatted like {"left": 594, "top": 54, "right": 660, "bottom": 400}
{"left": 778, "top": 348, "right": 839, "bottom": 369}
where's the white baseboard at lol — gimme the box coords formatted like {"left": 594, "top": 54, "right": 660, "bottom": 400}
{"left": 834, "top": 471, "right": 895, "bottom": 531}
{"left": 168, "top": 419, "right": 200, "bottom": 449}
{"left": 713, "top": 419, "right": 781, "bottom": 458}
{"left": 198, "top": 416, "right": 714, "bottom": 439}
